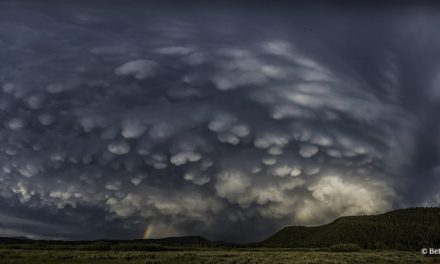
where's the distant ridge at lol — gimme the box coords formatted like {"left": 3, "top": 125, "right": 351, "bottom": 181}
{"left": 262, "top": 207, "right": 440, "bottom": 250}
{"left": 0, "top": 235, "right": 218, "bottom": 250}
{"left": 138, "top": 236, "right": 213, "bottom": 247}
{"left": 0, "top": 236, "right": 33, "bottom": 243}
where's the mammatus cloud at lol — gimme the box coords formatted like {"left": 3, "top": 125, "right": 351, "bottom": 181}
{"left": 0, "top": 1, "right": 439, "bottom": 242}
{"left": 114, "top": 59, "right": 158, "bottom": 80}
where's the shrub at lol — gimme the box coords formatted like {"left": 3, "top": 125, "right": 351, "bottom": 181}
{"left": 373, "top": 242, "right": 386, "bottom": 250}
{"left": 329, "top": 243, "right": 361, "bottom": 252}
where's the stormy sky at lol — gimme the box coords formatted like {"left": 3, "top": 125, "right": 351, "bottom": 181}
{"left": 1, "top": 1, "right": 440, "bottom": 242}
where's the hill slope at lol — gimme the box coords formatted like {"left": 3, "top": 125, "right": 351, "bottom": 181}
{"left": 262, "top": 208, "right": 440, "bottom": 250}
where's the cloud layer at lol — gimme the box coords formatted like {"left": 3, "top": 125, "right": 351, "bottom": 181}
{"left": 0, "top": 1, "right": 439, "bottom": 242}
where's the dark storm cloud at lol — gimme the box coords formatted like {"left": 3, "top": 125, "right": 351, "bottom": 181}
{"left": 0, "top": 1, "right": 440, "bottom": 242}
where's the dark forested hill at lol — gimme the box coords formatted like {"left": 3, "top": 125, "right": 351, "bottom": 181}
{"left": 262, "top": 208, "right": 440, "bottom": 250}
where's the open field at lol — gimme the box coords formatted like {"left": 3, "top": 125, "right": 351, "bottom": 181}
{"left": 0, "top": 249, "right": 436, "bottom": 264}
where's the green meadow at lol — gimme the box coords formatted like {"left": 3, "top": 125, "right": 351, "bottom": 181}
{"left": 0, "top": 249, "right": 435, "bottom": 264}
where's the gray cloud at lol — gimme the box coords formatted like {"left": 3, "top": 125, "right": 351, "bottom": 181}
{"left": 0, "top": 1, "right": 439, "bottom": 242}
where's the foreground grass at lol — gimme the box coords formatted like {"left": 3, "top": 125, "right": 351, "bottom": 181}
{"left": 0, "top": 249, "right": 435, "bottom": 264}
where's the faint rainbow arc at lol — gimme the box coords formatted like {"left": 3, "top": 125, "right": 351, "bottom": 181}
{"left": 143, "top": 224, "right": 153, "bottom": 239}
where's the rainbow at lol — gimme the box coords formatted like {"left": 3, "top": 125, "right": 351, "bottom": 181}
{"left": 143, "top": 224, "right": 153, "bottom": 239}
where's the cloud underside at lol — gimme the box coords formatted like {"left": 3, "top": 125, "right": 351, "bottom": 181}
{"left": 0, "top": 2, "right": 439, "bottom": 242}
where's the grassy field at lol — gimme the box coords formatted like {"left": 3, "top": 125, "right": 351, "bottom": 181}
{"left": 0, "top": 249, "right": 436, "bottom": 264}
